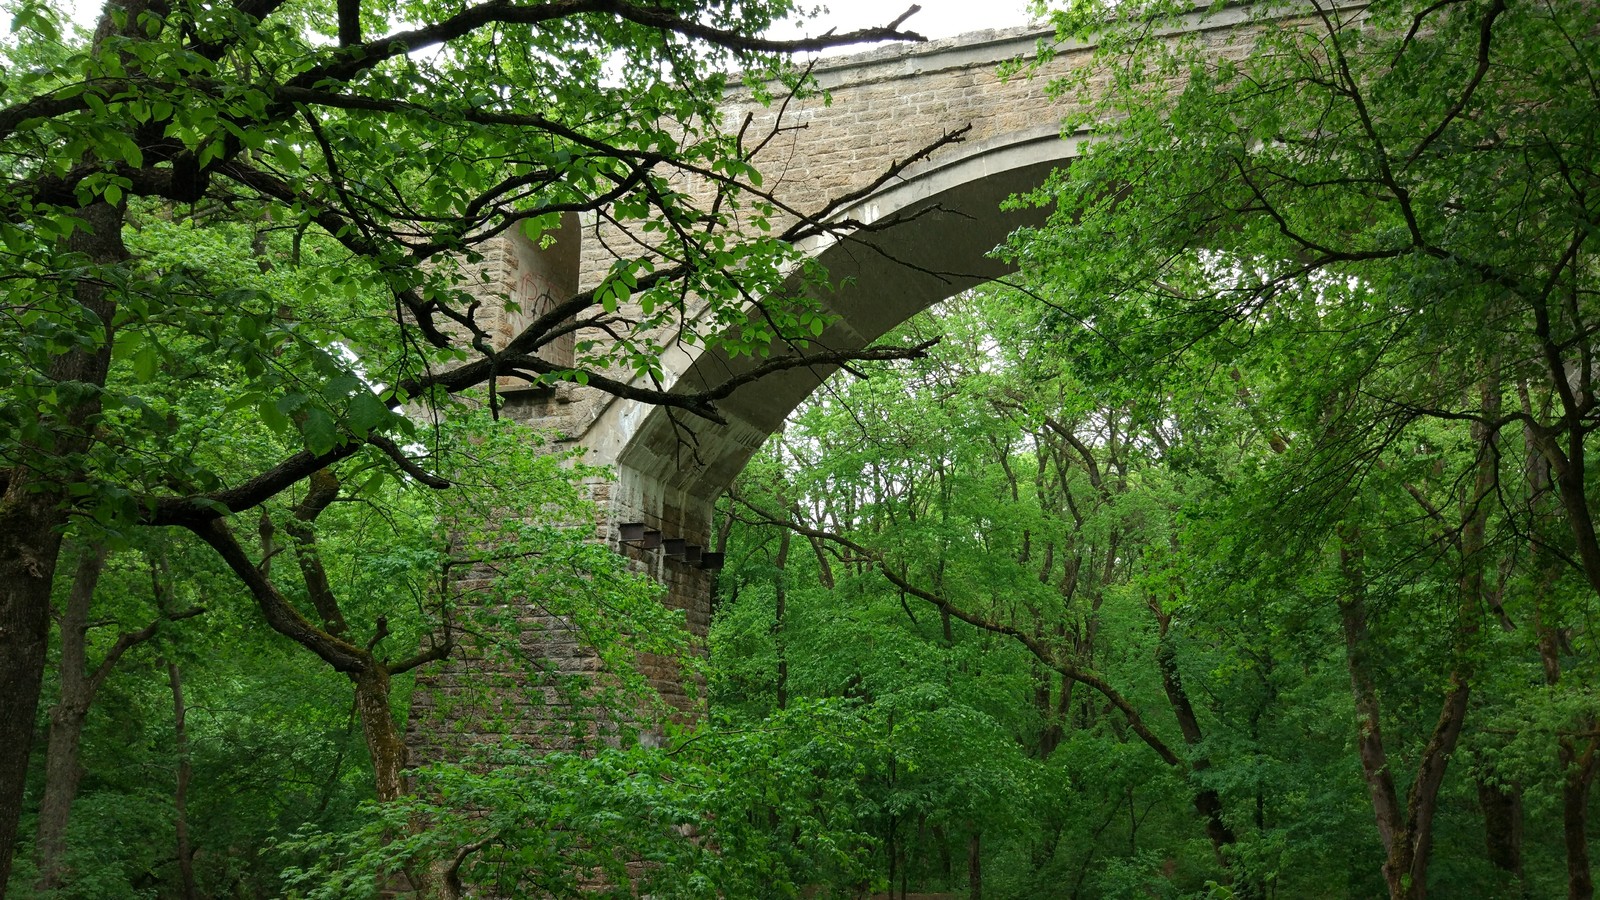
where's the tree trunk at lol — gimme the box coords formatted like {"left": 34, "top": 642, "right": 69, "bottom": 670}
{"left": 34, "top": 549, "right": 200, "bottom": 893}
{"left": 1526, "top": 416, "right": 1597, "bottom": 899}
{"left": 1343, "top": 539, "right": 1476, "bottom": 900}
{"left": 1340, "top": 382, "right": 1495, "bottom": 899}
{"left": 353, "top": 666, "right": 409, "bottom": 802}
{"left": 934, "top": 824, "right": 953, "bottom": 886}
{"left": 33, "top": 696, "right": 89, "bottom": 895}
{"left": 774, "top": 525, "right": 790, "bottom": 711}
{"left": 33, "top": 549, "right": 108, "bottom": 893}
{"left": 168, "top": 660, "right": 199, "bottom": 900}
{"left": 1552, "top": 720, "right": 1598, "bottom": 900}
{"left": 0, "top": 495, "right": 72, "bottom": 891}
{"left": 355, "top": 664, "right": 434, "bottom": 898}
{"left": 0, "top": 199, "right": 124, "bottom": 886}
{"left": 967, "top": 828, "right": 981, "bottom": 900}
{"left": 1477, "top": 775, "right": 1523, "bottom": 881}
{"left": 1151, "top": 603, "right": 1240, "bottom": 871}
{"left": 887, "top": 811, "right": 898, "bottom": 900}
{"left": 1394, "top": 677, "right": 1470, "bottom": 898}
{"left": 1561, "top": 734, "right": 1599, "bottom": 900}
{"left": 1339, "top": 535, "right": 1411, "bottom": 897}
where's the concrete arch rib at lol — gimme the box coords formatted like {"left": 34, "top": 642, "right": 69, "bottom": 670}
{"left": 593, "top": 124, "right": 1085, "bottom": 525}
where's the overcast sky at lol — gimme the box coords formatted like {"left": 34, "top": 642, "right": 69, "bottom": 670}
{"left": 33, "top": 0, "right": 1037, "bottom": 44}
{"left": 771, "top": 1, "right": 1039, "bottom": 45}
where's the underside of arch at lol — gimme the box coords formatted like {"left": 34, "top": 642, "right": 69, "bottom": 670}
{"left": 606, "top": 127, "right": 1082, "bottom": 508}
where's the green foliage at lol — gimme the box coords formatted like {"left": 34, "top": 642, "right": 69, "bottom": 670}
{"left": 0, "top": 0, "right": 934, "bottom": 890}
{"left": 10, "top": 0, "right": 1600, "bottom": 897}
{"left": 7, "top": 412, "right": 693, "bottom": 897}
{"left": 711, "top": 231, "right": 1597, "bottom": 896}
{"left": 0, "top": 0, "right": 878, "bottom": 537}
{"left": 277, "top": 700, "right": 882, "bottom": 899}
{"left": 713, "top": 295, "right": 1212, "bottom": 897}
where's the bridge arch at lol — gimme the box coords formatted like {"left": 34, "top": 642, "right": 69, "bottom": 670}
{"left": 599, "top": 123, "right": 1087, "bottom": 534}
{"left": 569, "top": 2, "right": 1266, "bottom": 551}
{"left": 560, "top": 121, "right": 1089, "bottom": 712}
{"left": 409, "top": 8, "right": 1287, "bottom": 734}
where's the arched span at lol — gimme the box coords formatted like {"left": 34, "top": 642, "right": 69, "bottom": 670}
{"left": 408, "top": 6, "right": 1341, "bottom": 751}
{"left": 593, "top": 124, "right": 1087, "bottom": 534}
{"left": 551, "top": 4, "right": 1304, "bottom": 537}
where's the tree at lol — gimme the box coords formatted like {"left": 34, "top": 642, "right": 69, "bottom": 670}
{"left": 714, "top": 296, "right": 1270, "bottom": 897}
{"left": 1009, "top": 0, "right": 1600, "bottom": 895}
{"left": 32, "top": 538, "right": 203, "bottom": 893}
{"left": 0, "top": 0, "right": 938, "bottom": 884}
{"left": 707, "top": 267, "right": 1598, "bottom": 896}
{"left": 275, "top": 698, "right": 884, "bottom": 899}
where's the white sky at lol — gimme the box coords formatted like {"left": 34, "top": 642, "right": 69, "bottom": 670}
{"left": 772, "top": 1, "right": 1039, "bottom": 44}
{"left": 36, "top": 0, "right": 1038, "bottom": 44}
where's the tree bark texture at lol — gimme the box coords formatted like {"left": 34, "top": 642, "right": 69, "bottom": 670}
{"left": 32, "top": 548, "right": 108, "bottom": 893}
{"left": 0, "top": 200, "right": 125, "bottom": 887}
{"left": 168, "top": 660, "right": 199, "bottom": 900}
{"left": 354, "top": 666, "right": 409, "bottom": 803}
{"left": 0, "top": 491, "right": 69, "bottom": 890}
{"left": 1561, "top": 736, "right": 1599, "bottom": 900}
{"left": 1477, "top": 776, "right": 1524, "bottom": 880}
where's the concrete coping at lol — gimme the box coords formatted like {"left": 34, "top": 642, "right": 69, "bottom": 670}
{"left": 736, "top": 0, "right": 1371, "bottom": 93}
{"left": 790, "top": 122, "right": 1086, "bottom": 263}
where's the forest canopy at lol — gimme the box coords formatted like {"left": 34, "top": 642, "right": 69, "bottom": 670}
{"left": 718, "top": 0, "right": 1600, "bottom": 896}
{"left": 3, "top": 0, "right": 1598, "bottom": 898}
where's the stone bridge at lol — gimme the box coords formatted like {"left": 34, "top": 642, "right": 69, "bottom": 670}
{"left": 409, "top": 3, "right": 1281, "bottom": 752}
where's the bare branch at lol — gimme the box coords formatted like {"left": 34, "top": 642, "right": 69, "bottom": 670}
{"left": 368, "top": 436, "right": 451, "bottom": 489}
{"left": 187, "top": 519, "right": 368, "bottom": 673}
{"left": 285, "top": 0, "right": 925, "bottom": 95}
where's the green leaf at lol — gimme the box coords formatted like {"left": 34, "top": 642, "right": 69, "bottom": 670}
{"left": 346, "top": 390, "right": 391, "bottom": 435}
{"left": 258, "top": 398, "right": 289, "bottom": 434}
{"left": 131, "top": 341, "right": 159, "bottom": 381}
{"left": 302, "top": 406, "right": 339, "bottom": 454}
